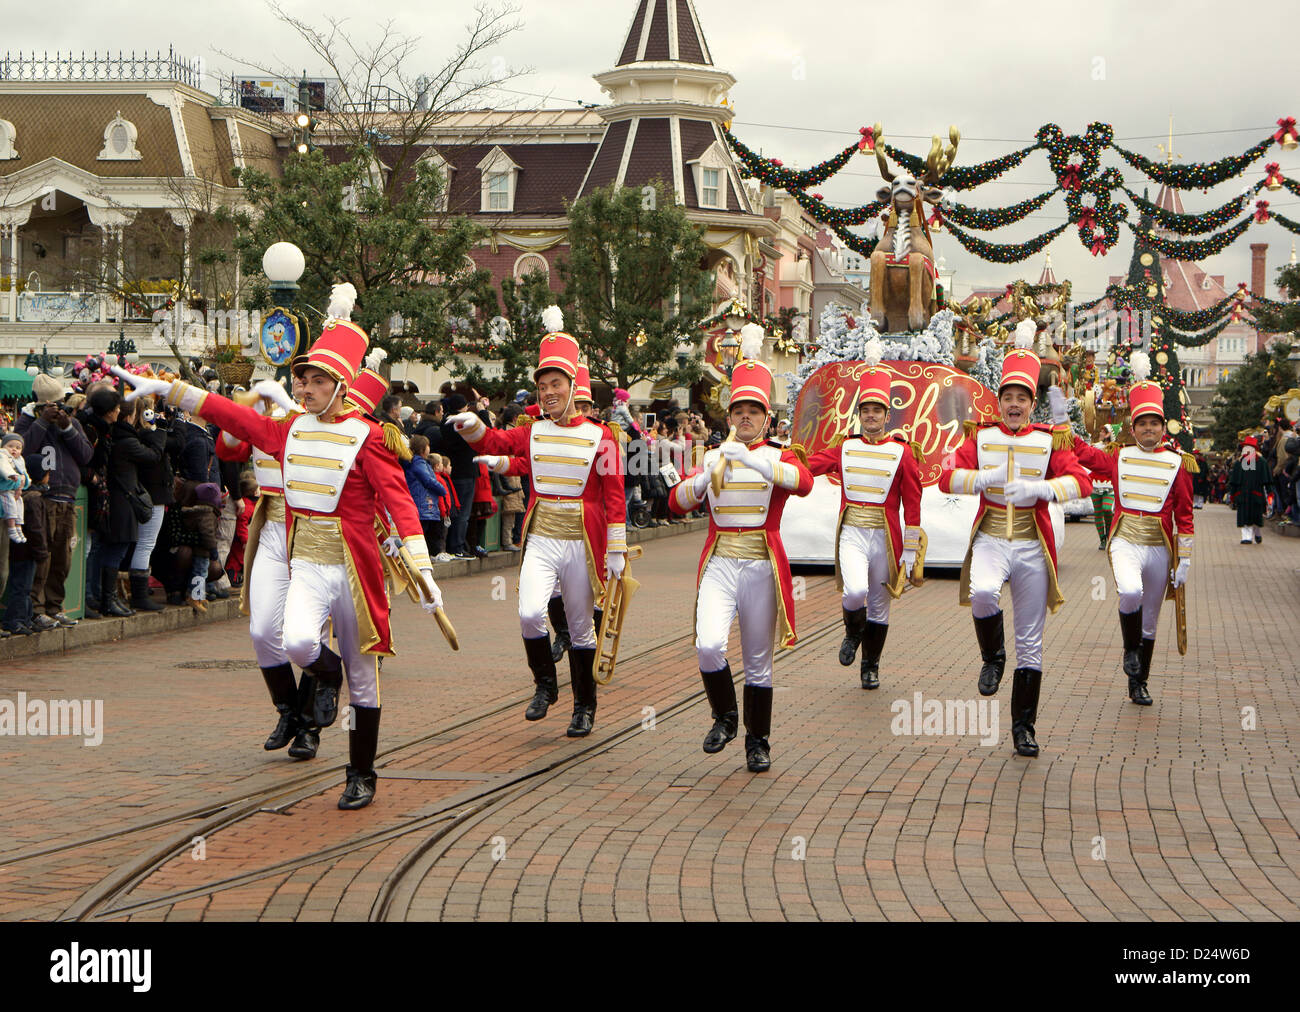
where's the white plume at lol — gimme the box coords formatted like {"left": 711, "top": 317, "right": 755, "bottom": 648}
{"left": 1130, "top": 350, "right": 1151, "bottom": 382}
{"left": 541, "top": 304, "right": 564, "bottom": 334}
{"left": 327, "top": 282, "right": 357, "bottom": 321}
{"left": 739, "top": 322, "right": 765, "bottom": 361}
{"left": 364, "top": 346, "right": 387, "bottom": 371}
{"left": 1013, "top": 318, "right": 1037, "bottom": 350}
{"left": 862, "top": 335, "right": 884, "bottom": 368}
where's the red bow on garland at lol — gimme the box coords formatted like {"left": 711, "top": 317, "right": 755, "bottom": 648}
{"left": 927, "top": 208, "right": 942, "bottom": 228}
{"left": 1076, "top": 206, "right": 1097, "bottom": 231}
{"left": 1058, "top": 163, "right": 1083, "bottom": 191}
{"left": 1254, "top": 200, "right": 1271, "bottom": 223}
{"left": 1274, "top": 116, "right": 1298, "bottom": 145}
{"left": 1090, "top": 233, "right": 1109, "bottom": 256}
{"left": 770, "top": 158, "right": 783, "bottom": 167}
{"left": 1264, "top": 162, "right": 1284, "bottom": 187}
{"left": 1235, "top": 282, "right": 1250, "bottom": 299}
{"left": 858, "top": 126, "right": 875, "bottom": 152}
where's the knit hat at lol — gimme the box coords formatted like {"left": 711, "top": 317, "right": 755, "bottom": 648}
{"left": 514, "top": 388, "right": 529, "bottom": 404}
{"left": 613, "top": 388, "right": 631, "bottom": 404}
{"left": 194, "top": 482, "right": 222, "bottom": 508}
{"left": 32, "top": 373, "right": 67, "bottom": 404}
{"left": 444, "top": 393, "right": 467, "bottom": 413}
{"left": 1, "top": 432, "right": 22, "bottom": 447}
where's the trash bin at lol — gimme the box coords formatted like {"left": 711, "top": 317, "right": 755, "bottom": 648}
{"left": 65, "top": 485, "right": 87, "bottom": 620}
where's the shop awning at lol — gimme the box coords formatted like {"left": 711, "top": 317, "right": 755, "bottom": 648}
{"left": 0, "top": 368, "right": 34, "bottom": 400}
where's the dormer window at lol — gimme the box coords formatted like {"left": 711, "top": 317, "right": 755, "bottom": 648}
{"left": 688, "top": 140, "right": 731, "bottom": 210}
{"left": 0, "top": 119, "right": 17, "bottom": 160}
{"left": 98, "top": 111, "right": 141, "bottom": 161}
{"left": 417, "top": 149, "right": 454, "bottom": 212}
{"left": 477, "top": 146, "right": 520, "bottom": 213}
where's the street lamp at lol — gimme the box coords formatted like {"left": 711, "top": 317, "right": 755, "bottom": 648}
{"left": 108, "top": 327, "right": 139, "bottom": 365}
{"left": 718, "top": 333, "right": 740, "bottom": 378}
{"left": 24, "top": 345, "right": 62, "bottom": 377}
{"left": 262, "top": 241, "right": 305, "bottom": 305}
{"left": 724, "top": 300, "right": 748, "bottom": 333}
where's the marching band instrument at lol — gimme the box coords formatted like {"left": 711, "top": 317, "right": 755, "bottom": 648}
{"left": 711, "top": 426, "right": 738, "bottom": 497}
{"left": 1172, "top": 542, "right": 1187, "bottom": 657}
{"left": 595, "top": 545, "right": 644, "bottom": 685}
{"left": 397, "top": 544, "right": 459, "bottom": 651}
{"left": 1005, "top": 445, "right": 1015, "bottom": 540}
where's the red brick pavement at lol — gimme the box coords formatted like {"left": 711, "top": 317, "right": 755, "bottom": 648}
{"left": 2, "top": 505, "right": 1297, "bottom": 921}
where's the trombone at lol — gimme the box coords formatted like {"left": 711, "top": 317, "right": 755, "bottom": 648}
{"left": 595, "top": 545, "right": 644, "bottom": 685}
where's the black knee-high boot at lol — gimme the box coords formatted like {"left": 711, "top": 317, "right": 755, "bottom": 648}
{"left": 523, "top": 635, "right": 558, "bottom": 720}
{"left": 566, "top": 647, "right": 597, "bottom": 737}
{"left": 260, "top": 663, "right": 298, "bottom": 750}
{"left": 743, "top": 684, "right": 773, "bottom": 773}
{"left": 338, "top": 705, "right": 380, "bottom": 810}
{"left": 860, "top": 621, "right": 888, "bottom": 690}
{"left": 548, "top": 596, "right": 571, "bottom": 662}
{"left": 700, "top": 664, "right": 738, "bottom": 753}
{"left": 301, "top": 645, "right": 344, "bottom": 728}
{"left": 1132, "top": 636, "right": 1155, "bottom": 705}
{"left": 839, "top": 606, "right": 866, "bottom": 666}
{"left": 973, "top": 611, "right": 1006, "bottom": 696}
{"left": 1010, "top": 668, "right": 1041, "bottom": 757}
{"left": 287, "top": 674, "right": 320, "bottom": 759}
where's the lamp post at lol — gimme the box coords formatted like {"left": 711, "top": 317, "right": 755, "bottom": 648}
{"left": 718, "top": 333, "right": 740, "bottom": 379}
{"left": 262, "top": 242, "right": 307, "bottom": 385}
{"left": 25, "top": 344, "right": 62, "bottom": 377}
{"left": 108, "top": 326, "right": 139, "bottom": 365}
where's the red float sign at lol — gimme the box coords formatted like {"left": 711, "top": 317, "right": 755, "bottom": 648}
{"left": 790, "top": 361, "right": 999, "bottom": 486}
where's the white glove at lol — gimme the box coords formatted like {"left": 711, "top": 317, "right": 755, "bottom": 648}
{"left": 722, "top": 442, "right": 773, "bottom": 481}
{"left": 251, "top": 378, "right": 298, "bottom": 415}
{"left": 382, "top": 535, "right": 402, "bottom": 557}
{"left": 1172, "top": 558, "right": 1190, "bottom": 588}
{"left": 901, "top": 548, "right": 917, "bottom": 579}
{"left": 448, "top": 412, "right": 479, "bottom": 432}
{"left": 691, "top": 470, "right": 711, "bottom": 499}
{"left": 1003, "top": 479, "right": 1053, "bottom": 506}
{"left": 606, "top": 551, "right": 625, "bottom": 581}
{"left": 972, "top": 463, "right": 1008, "bottom": 492}
{"left": 473, "top": 455, "right": 505, "bottom": 473}
{"left": 111, "top": 366, "right": 172, "bottom": 403}
{"left": 1048, "top": 386, "right": 1069, "bottom": 425}
{"left": 417, "top": 570, "right": 443, "bottom": 613}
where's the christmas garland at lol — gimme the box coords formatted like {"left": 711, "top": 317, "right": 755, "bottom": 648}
{"left": 723, "top": 127, "right": 858, "bottom": 190}
{"left": 1039, "top": 122, "right": 1113, "bottom": 192}
{"left": 1063, "top": 167, "right": 1127, "bottom": 255}
{"left": 826, "top": 220, "right": 879, "bottom": 258}
{"left": 943, "top": 220, "right": 1069, "bottom": 262}
{"left": 787, "top": 187, "right": 886, "bottom": 226}
{"left": 1070, "top": 292, "right": 1111, "bottom": 314}
{"left": 1163, "top": 315, "right": 1237, "bottom": 347}
{"left": 880, "top": 141, "right": 1040, "bottom": 190}
{"left": 1110, "top": 134, "right": 1276, "bottom": 189}
{"left": 1127, "top": 215, "right": 1254, "bottom": 260}
{"left": 1272, "top": 209, "right": 1300, "bottom": 236}
{"left": 1122, "top": 183, "right": 1258, "bottom": 235}
{"left": 940, "top": 187, "right": 1059, "bottom": 230}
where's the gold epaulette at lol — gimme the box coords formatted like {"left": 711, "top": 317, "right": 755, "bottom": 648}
{"left": 1051, "top": 424, "right": 1073, "bottom": 451}
{"left": 1104, "top": 441, "right": 1123, "bottom": 454}
{"left": 605, "top": 421, "right": 623, "bottom": 442}
{"left": 381, "top": 421, "right": 412, "bottom": 462}
{"left": 963, "top": 419, "right": 980, "bottom": 438}
{"left": 788, "top": 443, "right": 809, "bottom": 467}
{"left": 910, "top": 440, "right": 924, "bottom": 462}
{"left": 1181, "top": 451, "right": 1200, "bottom": 474}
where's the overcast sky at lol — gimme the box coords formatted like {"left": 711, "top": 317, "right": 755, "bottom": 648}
{"left": 9, "top": 0, "right": 1298, "bottom": 300}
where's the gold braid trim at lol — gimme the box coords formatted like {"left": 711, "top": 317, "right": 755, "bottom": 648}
{"left": 1051, "top": 425, "right": 1074, "bottom": 451}
{"left": 1181, "top": 451, "right": 1200, "bottom": 474}
{"left": 788, "top": 443, "right": 809, "bottom": 467}
{"left": 382, "top": 422, "right": 412, "bottom": 462}
{"left": 910, "top": 440, "right": 924, "bottom": 462}
{"left": 963, "top": 419, "right": 979, "bottom": 438}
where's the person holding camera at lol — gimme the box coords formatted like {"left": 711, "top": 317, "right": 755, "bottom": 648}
{"left": 128, "top": 400, "right": 180, "bottom": 612}
{"left": 14, "top": 373, "right": 93, "bottom": 628}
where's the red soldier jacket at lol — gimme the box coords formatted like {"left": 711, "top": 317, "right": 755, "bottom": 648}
{"left": 462, "top": 413, "right": 626, "bottom": 594}
{"left": 939, "top": 422, "right": 1092, "bottom": 614}
{"left": 807, "top": 433, "right": 923, "bottom": 597}
{"left": 170, "top": 386, "right": 428, "bottom": 656}
{"left": 668, "top": 439, "right": 813, "bottom": 648}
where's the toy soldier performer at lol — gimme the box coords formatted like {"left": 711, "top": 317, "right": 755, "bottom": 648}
{"left": 807, "top": 338, "right": 923, "bottom": 689}
{"left": 1228, "top": 435, "right": 1271, "bottom": 544}
{"left": 669, "top": 325, "right": 813, "bottom": 772}
{"left": 938, "top": 320, "right": 1091, "bottom": 757}
{"left": 452, "top": 309, "right": 627, "bottom": 738}
{"left": 115, "top": 284, "right": 443, "bottom": 810}
{"left": 1072, "top": 352, "right": 1195, "bottom": 705}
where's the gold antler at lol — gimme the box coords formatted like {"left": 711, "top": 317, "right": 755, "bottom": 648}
{"left": 874, "top": 122, "right": 894, "bottom": 183}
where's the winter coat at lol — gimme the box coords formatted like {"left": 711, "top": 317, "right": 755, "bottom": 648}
{"left": 499, "top": 471, "right": 525, "bottom": 513}
{"left": 440, "top": 411, "right": 490, "bottom": 481}
{"left": 1228, "top": 451, "right": 1273, "bottom": 526}
{"left": 13, "top": 406, "right": 93, "bottom": 500}
{"left": 404, "top": 455, "right": 447, "bottom": 522}
{"left": 180, "top": 504, "right": 219, "bottom": 552}
{"left": 106, "top": 419, "right": 162, "bottom": 544}
{"left": 138, "top": 423, "right": 180, "bottom": 506}
{"left": 174, "top": 420, "right": 218, "bottom": 484}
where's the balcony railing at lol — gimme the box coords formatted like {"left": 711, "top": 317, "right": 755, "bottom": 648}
{"left": 16, "top": 291, "right": 99, "bottom": 323}
{"left": 0, "top": 47, "right": 202, "bottom": 87}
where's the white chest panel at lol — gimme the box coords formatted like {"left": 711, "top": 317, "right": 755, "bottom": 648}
{"left": 282, "top": 414, "right": 370, "bottom": 513}
{"left": 705, "top": 444, "right": 778, "bottom": 528}
{"left": 251, "top": 444, "right": 284, "bottom": 493}
{"left": 1116, "top": 446, "right": 1178, "bottom": 512}
{"left": 841, "top": 438, "right": 904, "bottom": 505}
{"left": 529, "top": 419, "right": 601, "bottom": 498}
{"left": 976, "top": 427, "right": 1053, "bottom": 506}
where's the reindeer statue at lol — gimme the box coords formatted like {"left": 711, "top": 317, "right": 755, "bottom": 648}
{"left": 868, "top": 125, "right": 960, "bottom": 333}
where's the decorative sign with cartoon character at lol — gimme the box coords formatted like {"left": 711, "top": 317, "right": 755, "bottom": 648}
{"left": 259, "top": 308, "right": 302, "bottom": 367}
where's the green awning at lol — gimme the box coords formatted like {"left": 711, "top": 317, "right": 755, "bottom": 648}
{"left": 0, "top": 367, "right": 34, "bottom": 400}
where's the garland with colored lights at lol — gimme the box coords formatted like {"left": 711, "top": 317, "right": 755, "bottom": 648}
{"left": 723, "top": 127, "right": 858, "bottom": 190}
{"left": 825, "top": 220, "right": 879, "bottom": 258}
{"left": 1039, "top": 122, "right": 1113, "bottom": 191}
{"left": 787, "top": 187, "right": 886, "bottom": 226}
{"left": 1110, "top": 134, "right": 1276, "bottom": 189}
{"left": 943, "top": 221, "right": 1069, "bottom": 262}
{"left": 1123, "top": 183, "right": 1258, "bottom": 235}
{"left": 1063, "top": 167, "right": 1127, "bottom": 255}
{"left": 1162, "top": 316, "right": 1237, "bottom": 347}
{"left": 1128, "top": 215, "right": 1254, "bottom": 260}
{"left": 1070, "top": 292, "right": 1111, "bottom": 314}
{"left": 880, "top": 141, "right": 1040, "bottom": 190}
{"left": 1272, "top": 210, "right": 1300, "bottom": 236}
{"left": 940, "top": 187, "right": 1058, "bottom": 229}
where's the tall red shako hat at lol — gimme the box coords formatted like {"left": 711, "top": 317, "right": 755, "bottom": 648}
{"left": 1126, "top": 351, "right": 1164, "bottom": 421}
{"left": 999, "top": 318, "right": 1042, "bottom": 395}
{"left": 348, "top": 347, "right": 389, "bottom": 417}
{"left": 857, "top": 335, "right": 891, "bottom": 408}
{"left": 573, "top": 362, "right": 593, "bottom": 404}
{"left": 727, "top": 323, "right": 772, "bottom": 411}
{"left": 294, "top": 282, "right": 368, "bottom": 388}
{"left": 534, "top": 305, "right": 580, "bottom": 382}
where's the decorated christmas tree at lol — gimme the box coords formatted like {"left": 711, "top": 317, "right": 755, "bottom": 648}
{"left": 968, "top": 337, "right": 1004, "bottom": 392}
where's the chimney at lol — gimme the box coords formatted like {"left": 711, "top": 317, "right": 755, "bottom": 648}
{"left": 1250, "top": 243, "right": 1268, "bottom": 297}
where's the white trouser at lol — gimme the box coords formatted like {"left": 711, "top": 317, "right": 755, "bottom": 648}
{"left": 518, "top": 534, "right": 596, "bottom": 649}
{"left": 130, "top": 504, "right": 166, "bottom": 569}
{"left": 696, "top": 555, "right": 777, "bottom": 687}
{"left": 282, "top": 558, "right": 379, "bottom": 708}
{"left": 969, "top": 532, "right": 1049, "bottom": 671}
{"left": 1109, "top": 538, "right": 1168, "bottom": 639}
{"left": 1240, "top": 526, "right": 1258, "bottom": 542}
{"left": 839, "top": 524, "right": 892, "bottom": 623}
{"left": 248, "top": 521, "right": 290, "bottom": 668}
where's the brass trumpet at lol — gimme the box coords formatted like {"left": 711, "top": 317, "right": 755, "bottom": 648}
{"left": 710, "top": 426, "right": 738, "bottom": 497}
{"left": 595, "top": 545, "right": 644, "bottom": 685}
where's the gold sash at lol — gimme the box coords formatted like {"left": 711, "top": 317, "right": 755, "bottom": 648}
{"left": 291, "top": 515, "right": 346, "bottom": 564}
{"left": 530, "top": 500, "right": 585, "bottom": 540}
{"left": 714, "top": 530, "right": 770, "bottom": 560}
{"left": 1113, "top": 513, "right": 1165, "bottom": 546}
{"left": 843, "top": 504, "right": 887, "bottom": 529}
{"left": 978, "top": 507, "right": 1037, "bottom": 541}
{"left": 264, "top": 494, "right": 286, "bottom": 523}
